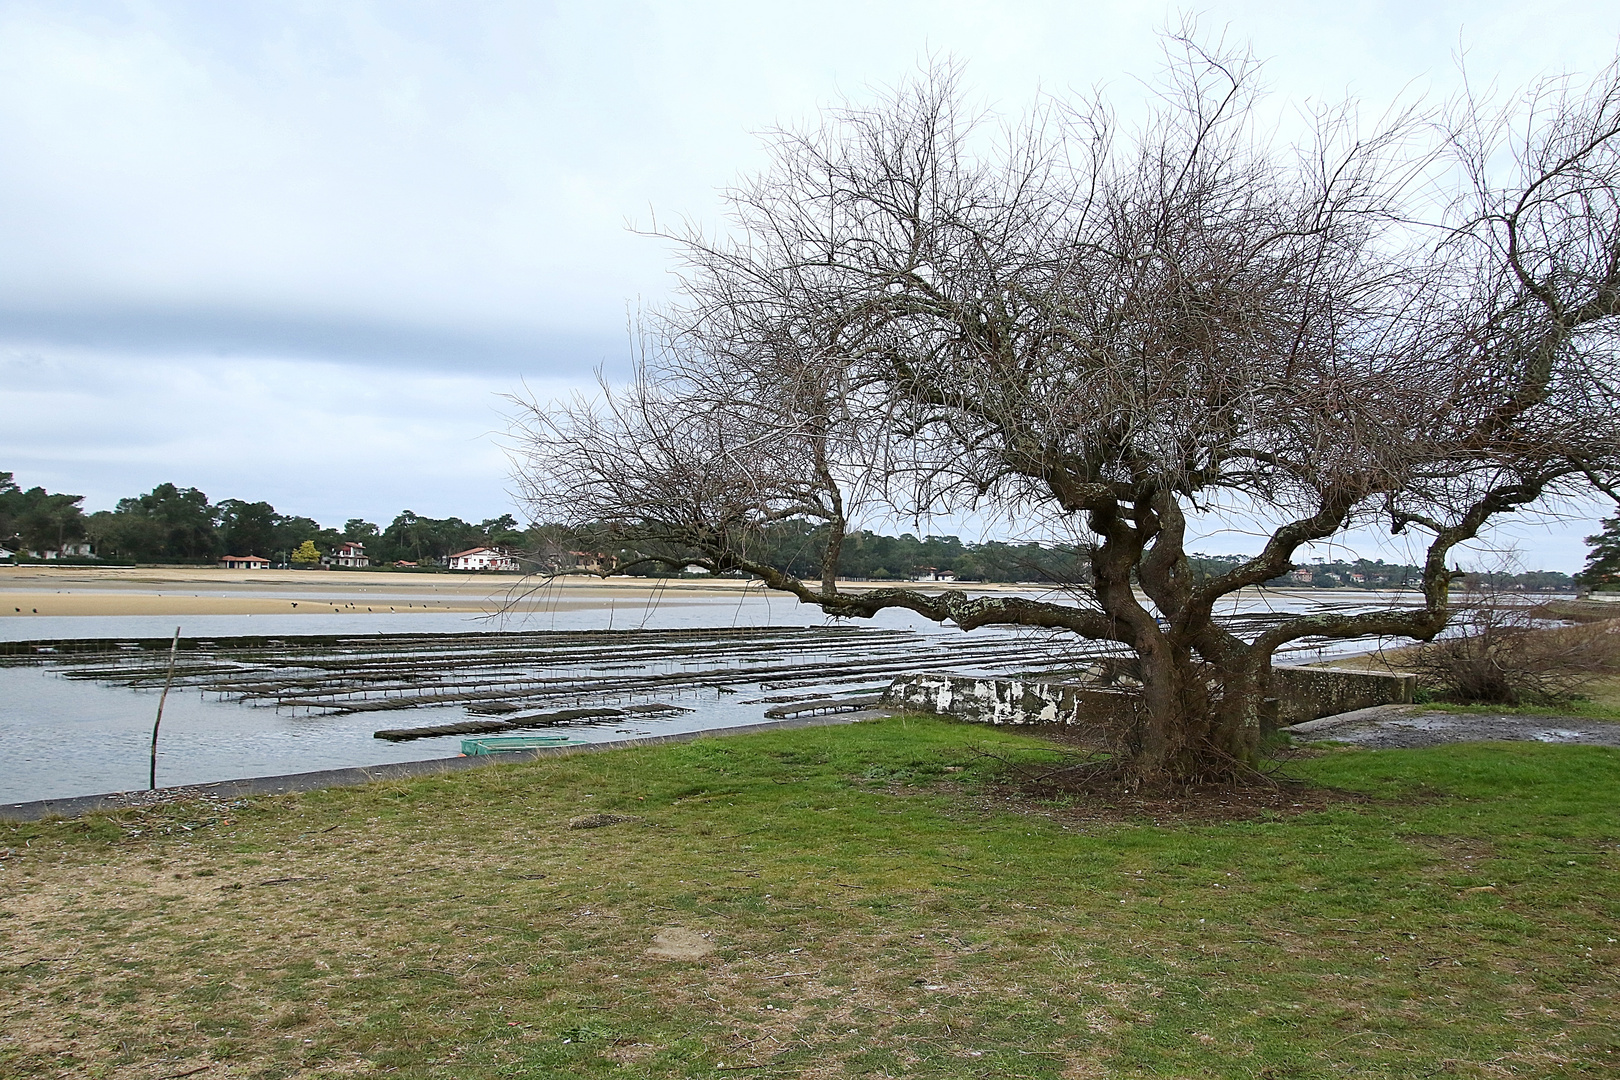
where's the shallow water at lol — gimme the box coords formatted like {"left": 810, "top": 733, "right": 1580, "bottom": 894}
{"left": 0, "top": 661, "right": 866, "bottom": 803}
{"left": 0, "top": 598, "right": 1033, "bottom": 804}
{"left": 0, "top": 589, "right": 827, "bottom": 642}
{"left": 0, "top": 588, "right": 1441, "bottom": 804}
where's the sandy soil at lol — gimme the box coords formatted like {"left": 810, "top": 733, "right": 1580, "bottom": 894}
{"left": 0, "top": 565, "right": 758, "bottom": 617}
{"left": 0, "top": 565, "right": 1062, "bottom": 618}
{"left": 0, "top": 592, "right": 506, "bottom": 616}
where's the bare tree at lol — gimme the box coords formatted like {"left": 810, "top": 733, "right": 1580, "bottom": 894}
{"left": 511, "top": 38, "right": 1620, "bottom": 786}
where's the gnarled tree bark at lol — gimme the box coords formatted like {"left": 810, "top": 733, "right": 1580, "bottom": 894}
{"left": 511, "top": 39, "right": 1620, "bottom": 785}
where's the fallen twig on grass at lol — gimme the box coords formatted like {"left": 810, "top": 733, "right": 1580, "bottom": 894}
{"left": 155, "top": 1065, "right": 213, "bottom": 1080}
{"left": 2, "top": 956, "right": 73, "bottom": 973}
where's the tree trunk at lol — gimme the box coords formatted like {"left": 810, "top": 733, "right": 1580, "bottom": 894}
{"left": 1126, "top": 633, "right": 1269, "bottom": 786}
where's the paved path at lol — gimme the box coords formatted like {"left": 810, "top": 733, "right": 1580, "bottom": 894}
{"left": 1289, "top": 705, "right": 1620, "bottom": 749}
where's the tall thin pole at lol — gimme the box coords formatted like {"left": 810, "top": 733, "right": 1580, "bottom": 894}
{"left": 149, "top": 626, "right": 180, "bottom": 791}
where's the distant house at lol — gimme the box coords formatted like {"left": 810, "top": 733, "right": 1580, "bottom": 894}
{"left": 220, "top": 555, "right": 271, "bottom": 569}
{"left": 0, "top": 545, "right": 13, "bottom": 561}
{"left": 28, "top": 542, "right": 94, "bottom": 560}
{"left": 567, "top": 550, "right": 604, "bottom": 572}
{"left": 1288, "top": 567, "right": 1314, "bottom": 584}
{"left": 393, "top": 560, "right": 418, "bottom": 568}
{"left": 447, "top": 546, "right": 521, "bottom": 571}
{"left": 324, "top": 541, "right": 369, "bottom": 568}
{"left": 913, "top": 567, "right": 958, "bottom": 583}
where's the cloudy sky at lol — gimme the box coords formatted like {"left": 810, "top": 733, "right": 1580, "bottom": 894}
{"left": 2, "top": 1, "right": 1617, "bottom": 569}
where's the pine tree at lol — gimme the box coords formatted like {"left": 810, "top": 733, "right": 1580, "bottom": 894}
{"left": 1582, "top": 517, "right": 1620, "bottom": 588}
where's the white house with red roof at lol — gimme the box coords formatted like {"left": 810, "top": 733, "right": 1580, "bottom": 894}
{"left": 325, "top": 541, "right": 369, "bottom": 568}
{"left": 447, "top": 546, "right": 520, "bottom": 571}
{"left": 220, "top": 554, "right": 271, "bottom": 569}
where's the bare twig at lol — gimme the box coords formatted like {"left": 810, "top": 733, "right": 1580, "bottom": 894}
{"left": 149, "top": 626, "right": 180, "bottom": 790}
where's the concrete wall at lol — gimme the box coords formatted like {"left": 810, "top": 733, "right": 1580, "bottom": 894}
{"left": 882, "top": 665, "right": 1414, "bottom": 729}
{"left": 881, "top": 673, "right": 1137, "bottom": 727}
{"left": 1270, "top": 667, "right": 1415, "bottom": 724}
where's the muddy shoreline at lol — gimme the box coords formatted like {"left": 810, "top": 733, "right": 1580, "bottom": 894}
{"left": 1291, "top": 704, "right": 1620, "bottom": 748}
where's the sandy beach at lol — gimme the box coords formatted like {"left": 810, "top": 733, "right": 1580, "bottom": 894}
{"left": 0, "top": 565, "right": 768, "bottom": 618}
{"left": 0, "top": 564, "right": 1332, "bottom": 620}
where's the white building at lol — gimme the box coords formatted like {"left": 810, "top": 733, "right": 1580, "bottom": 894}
{"left": 29, "top": 542, "right": 93, "bottom": 560}
{"left": 325, "top": 541, "right": 369, "bottom": 568}
{"left": 447, "top": 546, "right": 521, "bottom": 571}
{"left": 220, "top": 554, "right": 271, "bottom": 570}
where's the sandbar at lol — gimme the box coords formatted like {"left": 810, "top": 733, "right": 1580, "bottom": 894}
{"left": 0, "top": 564, "right": 1052, "bottom": 618}
{"left": 0, "top": 566, "right": 754, "bottom": 618}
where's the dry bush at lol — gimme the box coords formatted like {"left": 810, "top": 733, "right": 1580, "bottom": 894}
{"left": 1408, "top": 590, "right": 1620, "bottom": 705}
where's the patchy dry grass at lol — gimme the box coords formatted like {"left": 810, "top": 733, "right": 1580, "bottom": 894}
{"left": 2, "top": 717, "right": 1617, "bottom": 1078}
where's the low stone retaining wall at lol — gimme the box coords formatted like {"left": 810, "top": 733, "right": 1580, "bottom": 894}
{"left": 881, "top": 666, "right": 1415, "bottom": 729}
{"left": 880, "top": 672, "right": 1137, "bottom": 728}
{"left": 1270, "top": 667, "right": 1416, "bottom": 724}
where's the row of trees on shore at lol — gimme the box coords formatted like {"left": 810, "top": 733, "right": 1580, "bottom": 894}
{"left": 1, "top": 472, "right": 526, "bottom": 566}
{"left": 0, "top": 470, "right": 1593, "bottom": 588}
{"left": 618, "top": 520, "right": 1586, "bottom": 589}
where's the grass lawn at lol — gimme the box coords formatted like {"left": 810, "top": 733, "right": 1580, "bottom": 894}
{"left": 2, "top": 716, "right": 1616, "bottom": 1079}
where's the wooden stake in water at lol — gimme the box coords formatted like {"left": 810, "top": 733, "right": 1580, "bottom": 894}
{"left": 149, "top": 626, "right": 181, "bottom": 791}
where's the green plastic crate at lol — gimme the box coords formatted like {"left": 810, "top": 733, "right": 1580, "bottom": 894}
{"left": 460, "top": 735, "right": 588, "bottom": 755}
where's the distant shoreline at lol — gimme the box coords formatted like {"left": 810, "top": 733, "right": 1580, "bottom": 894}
{"left": 0, "top": 563, "right": 1432, "bottom": 619}
{"left": 0, "top": 565, "right": 751, "bottom": 617}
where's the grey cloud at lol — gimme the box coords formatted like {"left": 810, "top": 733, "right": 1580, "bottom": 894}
{"left": 0, "top": 304, "right": 626, "bottom": 375}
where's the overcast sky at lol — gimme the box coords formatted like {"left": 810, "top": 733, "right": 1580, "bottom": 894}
{"left": 1, "top": 1, "right": 1617, "bottom": 570}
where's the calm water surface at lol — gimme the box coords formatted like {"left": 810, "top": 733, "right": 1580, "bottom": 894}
{"left": 1, "top": 589, "right": 1431, "bottom": 804}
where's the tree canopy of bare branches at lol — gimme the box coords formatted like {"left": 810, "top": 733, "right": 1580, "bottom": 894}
{"left": 511, "top": 38, "right": 1620, "bottom": 785}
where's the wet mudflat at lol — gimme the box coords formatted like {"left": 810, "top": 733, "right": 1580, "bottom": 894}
{"left": 1292, "top": 706, "right": 1620, "bottom": 748}
{"left": 0, "top": 586, "right": 1437, "bottom": 803}
{"left": 0, "top": 623, "right": 1097, "bottom": 803}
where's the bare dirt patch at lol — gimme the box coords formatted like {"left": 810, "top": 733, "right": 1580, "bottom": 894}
{"left": 646, "top": 927, "right": 716, "bottom": 960}
{"left": 897, "top": 730, "right": 1377, "bottom": 826}
{"left": 862, "top": 768, "right": 1369, "bottom": 831}
{"left": 1293, "top": 708, "right": 1620, "bottom": 748}
{"left": 569, "top": 812, "right": 643, "bottom": 829}
{"left": 1015, "top": 776, "right": 1369, "bottom": 827}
